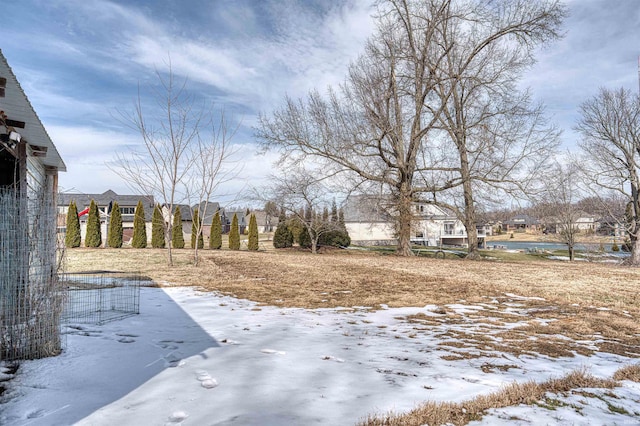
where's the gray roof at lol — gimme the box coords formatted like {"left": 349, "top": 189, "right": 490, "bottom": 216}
{"left": 343, "top": 195, "right": 393, "bottom": 223}
{"left": 59, "top": 190, "right": 155, "bottom": 220}
{"left": 192, "top": 201, "right": 221, "bottom": 225}
{"left": 59, "top": 190, "right": 154, "bottom": 207}
{"left": 343, "top": 195, "right": 459, "bottom": 223}
{"left": 252, "top": 210, "right": 279, "bottom": 227}
{"left": 0, "top": 50, "right": 66, "bottom": 171}
{"left": 224, "top": 209, "right": 247, "bottom": 226}
{"left": 168, "top": 204, "right": 193, "bottom": 221}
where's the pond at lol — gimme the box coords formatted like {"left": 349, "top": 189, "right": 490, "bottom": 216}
{"left": 486, "top": 240, "right": 622, "bottom": 253}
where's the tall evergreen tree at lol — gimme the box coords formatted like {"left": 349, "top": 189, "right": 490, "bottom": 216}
{"left": 209, "top": 210, "right": 222, "bottom": 249}
{"left": 172, "top": 206, "right": 185, "bottom": 249}
{"left": 229, "top": 213, "right": 240, "bottom": 250}
{"left": 298, "top": 225, "right": 312, "bottom": 249}
{"left": 248, "top": 213, "right": 259, "bottom": 251}
{"left": 85, "top": 199, "right": 102, "bottom": 247}
{"left": 132, "top": 200, "right": 147, "bottom": 248}
{"left": 191, "top": 209, "right": 204, "bottom": 249}
{"left": 152, "top": 203, "right": 165, "bottom": 248}
{"left": 107, "top": 201, "right": 123, "bottom": 248}
{"left": 331, "top": 200, "right": 338, "bottom": 223}
{"left": 273, "top": 211, "right": 293, "bottom": 248}
{"left": 65, "top": 201, "right": 81, "bottom": 248}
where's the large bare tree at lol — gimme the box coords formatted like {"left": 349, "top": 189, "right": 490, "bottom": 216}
{"left": 258, "top": 0, "right": 565, "bottom": 256}
{"left": 576, "top": 87, "right": 640, "bottom": 265}
{"left": 258, "top": 0, "right": 452, "bottom": 256}
{"left": 424, "top": 0, "right": 565, "bottom": 258}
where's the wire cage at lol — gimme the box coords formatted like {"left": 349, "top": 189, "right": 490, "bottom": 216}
{"left": 0, "top": 187, "right": 64, "bottom": 361}
{"left": 61, "top": 271, "right": 141, "bottom": 325}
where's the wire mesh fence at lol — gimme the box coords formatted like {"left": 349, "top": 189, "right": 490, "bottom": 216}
{"left": 0, "top": 187, "right": 64, "bottom": 361}
{"left": 61, "top": 272, "right": 141, "bottom": 325}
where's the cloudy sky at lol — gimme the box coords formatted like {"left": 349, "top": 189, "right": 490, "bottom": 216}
{"left": 3, "top": 0, "right": 639, "bottom": 200}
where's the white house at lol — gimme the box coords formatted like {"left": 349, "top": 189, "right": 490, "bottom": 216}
{"left": 343, "top": 195, "right": 484, "bottom": 248}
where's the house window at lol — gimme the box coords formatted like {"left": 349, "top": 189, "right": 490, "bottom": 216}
{"left": 444, "top": 223, "right": 454, "bottom": 235}
{"left": 415, "top": 231, "right": 424, "bottom": 238}
{"left": 120, "top": 207, "right": 136, "bottom": 215}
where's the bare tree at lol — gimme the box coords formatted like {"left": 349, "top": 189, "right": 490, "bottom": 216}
{"left": 113, "top": 66, "right": 201, "bottom": 266}
{"left": 185, "top": 111, "right": 240, "bottom": 266}
{"left": 537, "top": 162, "right": 583, "bottom": 260}
{"left": 576, "top": 87, "right": 640, "bottom": 265}
{"left": 414, "top": 0, "right": 565, "bottom": 259}
{"left": 258, "top": 0, "right": 453, "bottom": 256}
{"left": 263, "top": 166, "right": 342, "bottom": 254}
{"left": 258, "top": 0, "right": 565, "bottom": 257}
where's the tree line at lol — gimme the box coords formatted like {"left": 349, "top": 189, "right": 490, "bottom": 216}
{"left": 64, "top": 200, "right": 260, "bottom": 252}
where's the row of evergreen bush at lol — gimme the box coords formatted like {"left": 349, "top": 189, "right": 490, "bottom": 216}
{"left": 65, "top": 200, "right": 261, "bottom": 251}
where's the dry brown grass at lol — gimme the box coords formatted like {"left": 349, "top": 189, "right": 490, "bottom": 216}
{"left": 63, "top": 248, "right": 640, "bottom": 310}
{"left": 358, "top": 369, "right": 619, "bottom": 426}
{"left": 613, "top": 364, "right": 640, "bottom": 382}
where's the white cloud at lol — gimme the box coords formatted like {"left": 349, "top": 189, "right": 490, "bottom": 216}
{"left": 112, "top": 0, "right": 374, "bottom": 111}
{"left": 47, "top": 125, "right": 140, "bottom": 194}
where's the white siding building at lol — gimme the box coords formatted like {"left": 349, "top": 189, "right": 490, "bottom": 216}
{"left": 343, "top": 196, "right": 484, "bottom": 248}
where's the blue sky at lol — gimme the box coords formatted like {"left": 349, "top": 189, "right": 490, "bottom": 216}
{"left": 3, "top": 0, "right": 640, "bottom": 199}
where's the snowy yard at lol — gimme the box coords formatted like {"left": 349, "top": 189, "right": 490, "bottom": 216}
{"left": 1, "top": 286, "right": 639, "bottom": 425}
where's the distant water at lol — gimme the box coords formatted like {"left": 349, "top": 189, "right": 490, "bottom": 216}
{"left": 487, "top": 240, "right": 619, "bottom": 252}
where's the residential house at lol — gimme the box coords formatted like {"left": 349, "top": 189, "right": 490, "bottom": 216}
{"left": 343, "top": 195, "right": 485, "bottom": 248}
{"left": 596, "top": 216, "right": 626, "bottom": 239}
{"left": 58, "top": 190, "right": 155, "bottom": 245}
{"left": 342, "top": 196, "right": 396, "bottom": 246}
{"left": 0, "top": 49, "right": 66, "bottom": 360}
{"left": 540, "top": 212, "right": 598, "bottom": 235}
{"left": 573, "top": 213, "right": 597, "bottom": 233}
{"left": 162, "top": 203, "right": 193, "bottom": 240}
{"left": 503, "top": 214, "right": 540, "bottom": 233}
{"left": 189, "top": 201, "right": 221, "bottom": 239}
{"left": 223, "top": 208, "right": 247, "bottom": 234}
{"left": 254, "top": 210, "right": 279, "bottom": 233}
{"left": 478, "top": 222, "right": 495, "bottom": 237}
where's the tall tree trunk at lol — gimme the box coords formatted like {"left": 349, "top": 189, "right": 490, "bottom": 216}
{"left": 165, "top": 227, "right": 173, "bottom": 267}
{"left": 630, "top": 238, "right": 640, "bottom": 266}
{"left": 459, "top": 148, "right": 480, "bottom": 260}
{"left": 630, "top": 179, "right": 640, "bottom": 266}
{"left": 396, "top": 182, "right": 414, "bottom": 256}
